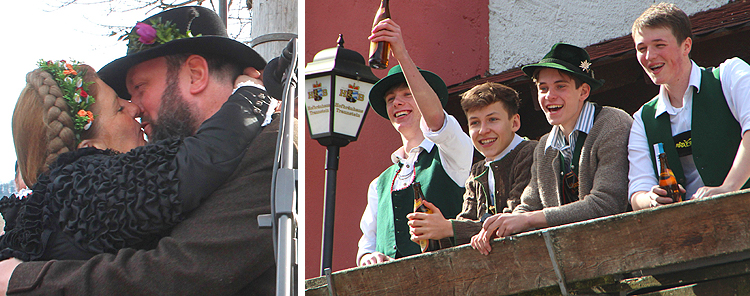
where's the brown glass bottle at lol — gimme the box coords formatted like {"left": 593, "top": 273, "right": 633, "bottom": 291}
{"left": 657, "top": 143, "right": 682, "bottom": 203}
{"left": 368, "top": 0, "right": 390, "bottom": 69}
{"left": 412, "top": 182, "right": 439, "bottom": 252}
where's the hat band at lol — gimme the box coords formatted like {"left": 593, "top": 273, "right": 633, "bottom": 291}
{"left": 126, "top": 16, "right": 200, "bottom": 55}
{"left": 538, "top": 57, "right": 593, "bottom": 78}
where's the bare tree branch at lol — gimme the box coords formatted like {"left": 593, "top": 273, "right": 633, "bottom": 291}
{"left": 46, "top": 0, "right": 252, "bottom": 42}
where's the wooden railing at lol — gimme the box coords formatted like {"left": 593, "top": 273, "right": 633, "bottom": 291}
{"left": 306, "top": 189, "right": 750, "bottom": 295}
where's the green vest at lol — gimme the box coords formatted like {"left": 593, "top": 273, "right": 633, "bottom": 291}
{"left": 375, "top": 147, "right": 464, "bottom": 258}
{"left": 641, "top": 67, "right": 750, "bottom": 189}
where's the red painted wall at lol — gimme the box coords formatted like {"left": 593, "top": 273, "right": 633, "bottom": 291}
{"left": 305, "top": 0, "right": 489, "bottom": 279}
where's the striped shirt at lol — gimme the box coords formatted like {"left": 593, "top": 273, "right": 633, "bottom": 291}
{"left": 545, "top": 101, "right": 596, "bottom": 172}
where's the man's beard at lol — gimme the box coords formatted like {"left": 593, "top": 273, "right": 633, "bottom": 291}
{"left": 149, "top": 77, "right": 200, "bottom": 142}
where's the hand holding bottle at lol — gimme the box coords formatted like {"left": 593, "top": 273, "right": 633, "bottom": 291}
{"left": 368, "top": 19, "right": 409, "bottom": 64}
{"left": 407, "top": 200, "right": 452, "bottom": 242}
{"left": 648, "top": 183, "right": 686, "bottom": 207}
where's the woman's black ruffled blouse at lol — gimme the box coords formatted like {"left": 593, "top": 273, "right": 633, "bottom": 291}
{"left": 0, "top": 140, "right": 183, "bottom": 261}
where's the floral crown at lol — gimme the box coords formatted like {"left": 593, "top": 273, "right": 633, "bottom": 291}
{"left": 123, "top": 16, "right": 201, "bottom": 54}
{"left": 38, "top": 60, "right": 96, "bottom": 143}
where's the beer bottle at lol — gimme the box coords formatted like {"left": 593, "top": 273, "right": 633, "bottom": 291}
{"left": 413, "top": 182, "right": 439, "bottom": 252}
{"left": 656, "top": 143, "right": 682, "bottom": 203}
{"left": 368, "top": 0, "right": 390, "bottom": 69}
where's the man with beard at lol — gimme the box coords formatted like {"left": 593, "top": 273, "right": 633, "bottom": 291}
{"left": 0, "top": 6, "right": 282, "bottom": 295}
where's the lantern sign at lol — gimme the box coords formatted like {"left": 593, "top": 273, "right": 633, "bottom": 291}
{"left": 333, "top": 77, "right": 372, "bottom": 138}
{"left": 305, "top": 34, "right": 378, "bottom": 147}
{"left": 305, "top": 76, "right": 332, "bottom": 137}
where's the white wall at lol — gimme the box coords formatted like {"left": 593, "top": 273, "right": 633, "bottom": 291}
{"left": 489, "top": 0, "right": 729, "bottom": 73}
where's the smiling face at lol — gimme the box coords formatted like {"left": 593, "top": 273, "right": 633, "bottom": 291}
{"left": 535, "top": 68, "right": 590, "bottom": 135}
{"left": 87, "top": 78, "right": 147, "bottom": 152}
{"left": 385, "top": 83, "right": 423, "bottom": 135}
{"left": 466, "top": 102, "right": 520, "bottom": 160}
{"left": 633, "top": 26, "right": 692, "bottom": 88}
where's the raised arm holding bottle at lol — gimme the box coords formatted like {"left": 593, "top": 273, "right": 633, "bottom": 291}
{"left": 357, "top": 18, "right": 472, "bottom": 266}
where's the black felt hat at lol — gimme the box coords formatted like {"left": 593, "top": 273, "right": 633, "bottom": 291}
{"left": 368, "top": 65, "right": 448, "bottom": 119}
{"left": 521, "top": 43, "right": 604, "bottom": 90}
{"left": 98, "top": 6, "right": 266, "bottom": 99}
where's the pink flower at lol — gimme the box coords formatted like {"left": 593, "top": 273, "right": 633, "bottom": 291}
{"left": 135, "top": 22, "right": 157, "bottom": 44}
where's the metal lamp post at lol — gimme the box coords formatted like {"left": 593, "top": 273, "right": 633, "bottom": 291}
{"left": 305, "top": 34, "right": 378, "bottom": 275}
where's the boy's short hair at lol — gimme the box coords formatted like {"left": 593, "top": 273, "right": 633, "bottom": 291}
{"left": 632, "top": 2, "right": 692, "bottom": 44}
{"left": 531, "top": 68, "right": 585, "bottom": 89}
{"left": 460, "top": 82, "right": 520, "bottom": 117}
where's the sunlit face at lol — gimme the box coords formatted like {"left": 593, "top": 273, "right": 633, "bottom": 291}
{"left": 385, "top": 84, "right": 422, "bottom": 134}
{"left": 125, "top": 57, "right": 200, "bottom": 141}
{"left": 633, "top": 26, "right": 692, "bottom": 87}
{"left": 125, "top": 57, "right": 171, "bottom": 137}
{"left": 466, "top": 101, "right": 520, "bottom": 160}
{"left": 89, "top": 78, "right": 147, "bottom": 152}
{"left": 535, "top": 68, "right": 589, "bottom": 134}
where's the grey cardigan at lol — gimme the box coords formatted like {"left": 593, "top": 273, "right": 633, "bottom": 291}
{"left": 514, "top": 106, "right": 633, "bottom": 227}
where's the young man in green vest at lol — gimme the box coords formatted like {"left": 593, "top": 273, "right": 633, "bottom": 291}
{"left": 629, "top": 3, "right": 750, "bottom": 210}
{"left": 471, "top": 43, "right": 633, "bottom": 255}
{"left": 357, "top": 19, "right": 473, "bottom": 266}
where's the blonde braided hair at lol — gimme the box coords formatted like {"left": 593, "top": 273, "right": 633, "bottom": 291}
{"left": 13, "top": 65, "right": 99, "bottom": 186}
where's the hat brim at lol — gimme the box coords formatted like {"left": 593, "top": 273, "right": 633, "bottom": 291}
{"left": 368, "top": 69, "right": 448, "bottom": 119}
{"left": 522, "top": 62, "right": 604, "bottom": 90}
{"left": 98, "top": 36, "right": 266, "bottom": 100}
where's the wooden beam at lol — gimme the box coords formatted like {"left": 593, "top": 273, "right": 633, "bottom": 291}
{"left": 551, "top": 190, "right": 750, "bottom": 283}
{"left": 306, "top": 190, "right": 750, "bottom": 295}
{"left": 570, "top": 256, "right": 750, "bottom": 294}
{"left": 307, "top": 232, "right": 559, "bottom": 295}
{"left": 634, "top": 273, "right": 750, "bottom": 296}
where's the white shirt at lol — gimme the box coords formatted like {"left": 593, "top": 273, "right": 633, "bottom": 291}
{"left": 485, "top": 134, "right": 525, "bottom": 206}
{"left": 628, "top": 58, "right": 750, "bottom": 200}
{"left": 356, "top": 111, "right": 473, "bottom": 263}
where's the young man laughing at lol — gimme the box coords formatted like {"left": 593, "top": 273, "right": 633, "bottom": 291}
{"left": 356, "top": 19, "right": 473, "bottom": 266}
{"left": 471, "top": 43, "right": 632, "bottom": 255}
{"left": 628, "top": 3, "right": 750, "bottom": 210}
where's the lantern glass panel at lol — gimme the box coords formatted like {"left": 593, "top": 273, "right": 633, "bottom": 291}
{"left": 305, "top": 75, "right": 332, "bottom": 137}
{"left": 333, "top": 76, "right": 372, "bottom": 138}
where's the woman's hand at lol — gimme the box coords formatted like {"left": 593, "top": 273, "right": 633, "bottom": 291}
{"left": 234, "top": 67, "right": 263, "bottom": 89}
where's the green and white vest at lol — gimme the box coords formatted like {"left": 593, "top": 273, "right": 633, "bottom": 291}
{"left": 641, "top": 67, "right": 750, "bottom": 189}
{"left": 374, "top": 148, "right": 464, "bottom": 258}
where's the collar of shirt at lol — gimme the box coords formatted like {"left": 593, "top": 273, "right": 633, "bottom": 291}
{"left": 545, "top": 101, "right": 597, "bottom": 151}
{"left": 654, "top": 60, "right": 701, "bottom": 118}
{"left": 483, "top": 134, "right": 525, "bottom": 207}
{"left": 485, "top": 133, "right": 525, "bottom": 165}
{"left": 391, "top": 138, "right": 435, "bottom": 164}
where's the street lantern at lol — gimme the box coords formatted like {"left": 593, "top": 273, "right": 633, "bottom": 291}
{"left": 306, "top": 34, "right": 378, "bottom": 146}
{"left": 305, "top": 34, "right": 378, "bottom": 275}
